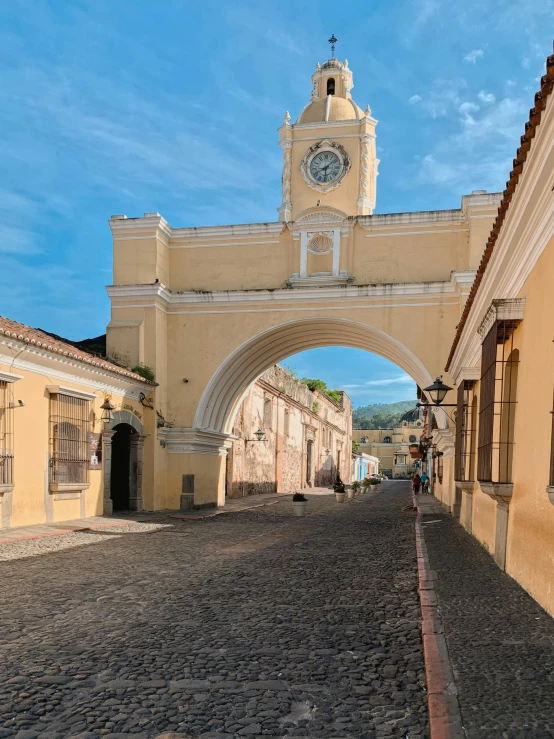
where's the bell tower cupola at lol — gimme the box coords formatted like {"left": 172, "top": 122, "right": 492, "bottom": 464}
{"left": 278, "top": 37, "right": 378, "bottom": 221}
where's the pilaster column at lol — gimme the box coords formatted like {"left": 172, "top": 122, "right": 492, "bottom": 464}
{"left": 102, "top": 430, "right": 116, "bottom": 515}
{"left": 278, "top": 138, "right": 292, "bottom": 222}
{"left": 129, "top": 434, "right": 146, "bottom": 512}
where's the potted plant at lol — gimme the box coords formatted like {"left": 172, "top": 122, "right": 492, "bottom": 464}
{"left": 369, "top": 476, "right": 381, "bottom": 491}
{"left": 333, "top": 480, "right": 346, "bottom": 503}
{"left": 292, "top": 492, "right": 308, "bottom": 516}
{"left": 362, "top": 477, "right": 371, "bottom": 494}
{"left": 352, "top": 480, "right": 361, "bottom": 496}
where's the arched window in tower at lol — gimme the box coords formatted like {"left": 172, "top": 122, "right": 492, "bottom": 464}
{"left": 383, "top": 436, "right": 392, "bottom": 444}
{"left": 327, "top": 78, "right": 335, "bottom": 95}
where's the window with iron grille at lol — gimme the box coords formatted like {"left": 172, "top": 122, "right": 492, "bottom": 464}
{"left": 477, "top": 321, "right": 519, "bottom": 483}
{"left": 454, "top": 381, "right": 477, "bottom": 482}
{"left": 0, "top": 381, "right": 14, "bottom": 487}
{"left": 49, "top": 393, "right": 90, "bottom": 485}
{"left": 284, "top": 408, "right": 290, "bottom": 436}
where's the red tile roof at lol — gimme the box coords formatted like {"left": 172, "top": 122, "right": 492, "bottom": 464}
{"left": 445, "top": 51, "right": 554, "bottom": 372}
{"left": 0, "top": 315, "right": 156, "bottom": 386}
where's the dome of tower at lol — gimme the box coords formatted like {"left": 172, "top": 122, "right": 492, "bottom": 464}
{"left": 399, "top": 407, "right": 424, "bottom": 425}
{"left": 298, "top": 96, "right": 363, "bottom": 124}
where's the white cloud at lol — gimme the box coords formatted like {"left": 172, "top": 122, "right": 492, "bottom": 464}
{"left": 478, "top": 90, "right": 496, "bottom": 103}
{"left": 343, "top": 374, "right": 414, "bottom": 389}
{"left": 459, "top": 101, "right": 480, "bottom": 114}
{"left": 409, "top": 94, "right": 422, "bottom": 105}
{"left": 464, "top": 49, "right": 484, "bottom": 64}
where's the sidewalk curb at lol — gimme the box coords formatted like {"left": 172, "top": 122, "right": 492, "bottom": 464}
{"left": 414, "top": 501, "right": 465, "bottom": 739}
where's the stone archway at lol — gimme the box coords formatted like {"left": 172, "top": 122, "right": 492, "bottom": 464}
{"left": 102, "top": 410, "right": 145, "bottom": 515}
{"left": 194, "top": 317, "right": 447, "bottom": 435}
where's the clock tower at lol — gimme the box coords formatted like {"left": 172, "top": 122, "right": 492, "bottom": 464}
{"left": 278, "top": 51, "right": 378, "bottom": 221}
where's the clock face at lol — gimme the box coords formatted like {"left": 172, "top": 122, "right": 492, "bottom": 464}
{"left": 309, "top": 150, "right": 342, "bottom": 184}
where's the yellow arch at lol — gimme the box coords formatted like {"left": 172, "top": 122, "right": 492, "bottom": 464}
{"left": 194, "top": 316, "right": 445, "bottom": 433}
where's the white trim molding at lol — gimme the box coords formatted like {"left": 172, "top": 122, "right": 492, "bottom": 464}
{"left": 0, "top": 371, "right": 24, "bottom": 383}
{"left": 433, "top": 429, "right": 455, "bottom": 458}
{"left": 477, "top": 298, "right": 526, "bottom": 339}
{"left": 159, "top": 428, "right": 234, "bottom": 456}
{"left": 46, "top": 385, "right": 98, "bottom": 401}
{"left": 454, "top": 367, "right": 481, "bottom": 385}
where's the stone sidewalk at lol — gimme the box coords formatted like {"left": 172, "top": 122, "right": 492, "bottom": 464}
{"left": 0, "top": 483, "right": 427, "bottom": 738}
{"left": 419, "top": 498, "right": 554, "bottom": 738}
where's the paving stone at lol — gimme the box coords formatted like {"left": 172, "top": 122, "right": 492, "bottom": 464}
{"left": 422, "top": 508, "right": 554, "bottom": 738}
{"left": 0, "top": 484, "right": 427, "bottom": 737}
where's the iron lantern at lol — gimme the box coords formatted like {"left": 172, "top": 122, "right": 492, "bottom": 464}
{"left": 254, "top": 428, "right": 266, "bottom": 442}
{"left": 423, "top": 377, "right": 453, "bottom": 405}
{"left": 100, "top": 397, "right": 115, "bottom": 423}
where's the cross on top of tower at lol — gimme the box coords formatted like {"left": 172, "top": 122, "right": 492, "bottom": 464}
{"left": 328, "top": 34, "right": 337, "bottom": 58}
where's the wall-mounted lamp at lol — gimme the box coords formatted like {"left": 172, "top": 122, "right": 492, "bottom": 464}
{"left": 246, "top": 428, "right": 266, "bottom": 444}
{"left": 100, "top": 397, "right": 115, "bottom": 423}
{"left": 139, "top": 392, "right": 154, "bottom": 409}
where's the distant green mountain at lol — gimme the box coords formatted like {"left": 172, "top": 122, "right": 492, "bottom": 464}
{"left": 353, "top": 399, "right": 417, "bottom": 430}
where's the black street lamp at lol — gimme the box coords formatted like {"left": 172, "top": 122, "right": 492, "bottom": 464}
{"left": 418, "top": 377, "right": 457, "bottom": 408}
{"left": 246, "top": 428, "right": 267, "bottom": 444}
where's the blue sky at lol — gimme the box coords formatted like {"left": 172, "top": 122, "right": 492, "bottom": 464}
{"left": 1, "top": 0, "right": 552, "bottom": 406}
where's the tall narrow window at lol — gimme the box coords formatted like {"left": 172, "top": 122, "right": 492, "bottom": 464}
{"left": 327, "top": 78, "right": 335, "bottom": 95}
{"left": 284, "top": 408, "right": 290, "bottom": 437}
{"left": 477, "top": 321, "right": 519, "bottom": 483}
{"left": 263, "top": 397, "right": 273, "bottom": 431}
{"left": 49, "top": 393, "right": 90, "bottom": 485}
{"left": 454, "top": 381, "right": 477, "bottom": 482}
{"left": 0, "top": 381, "right": 14, "bottom": 488}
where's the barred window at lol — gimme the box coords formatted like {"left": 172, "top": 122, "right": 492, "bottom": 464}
{"left": 49, "top": 393, "right": 90, "bottom": 485}
{"left": 0, "top": 381, "right": 14, "bottom": 487}
{"left": 454, "top": 381, "right": 477, "bottom": 482}
{"left": 477, "top": 321, "right": 519, "bottom": 483}
{"left": 284, "top": 408, "right": 290, "bottom": 436}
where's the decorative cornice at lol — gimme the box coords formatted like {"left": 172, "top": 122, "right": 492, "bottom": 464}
{"left": 46, "top": 384, "right": 97, "bottom": 401}
{"left": 454, "top": 367, "right": 480, "bottom": 385}
{"left": 0, "top": 371, "right": 23, "bottom": 383}
{"left": 107, "top": 271, "right": 474, "bottom": 307}
{"left": 477, "top": 298, "right": 526, "bottom": 339}
{"left": 433, "top": 429, "right": 455, "bottom": 457}
{"left": 0, "top": 348, "right": 148, "bottom": 400}
{"left": 159, "top": 428, "right": 233, "bottom": 456}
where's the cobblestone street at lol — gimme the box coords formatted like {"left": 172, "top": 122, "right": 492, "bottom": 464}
{"left": 0, "top": 483, "right": 427, "bottom": 739}
{"left": 422, "top": 508, "right": 554, "bottom": 738}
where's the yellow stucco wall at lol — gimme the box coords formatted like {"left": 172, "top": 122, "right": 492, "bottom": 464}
{"left": 0, "top": 357, "right": 153, "bottom": 529}
{"left": 503, "top": 235, "right": 554, "bottom": 613}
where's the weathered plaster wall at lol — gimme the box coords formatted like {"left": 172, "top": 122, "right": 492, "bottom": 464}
{"left": 226, "top": 365, "right": 351, "bottom": 497}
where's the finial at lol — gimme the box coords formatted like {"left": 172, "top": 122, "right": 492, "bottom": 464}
{"left": 315, "top": 62, "right": 320, "bottom": 71}
{"left": 328, "top": 34, "right": 337, "bottom": 58}
{"left": 344, "top": 58, "right": 349, "bottom": 68}
{"left": 365, "top": 104, "right": 372, "bottom": 116}
{"left": 284, "top": 110, "right": 291, "bottom": 123}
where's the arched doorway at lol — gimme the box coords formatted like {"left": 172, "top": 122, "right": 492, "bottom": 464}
{"left": 111, "top": 424, "right": 135, "bottom": 511}
{"left": 102, "top": 410, "right": 145, "bottom": 515}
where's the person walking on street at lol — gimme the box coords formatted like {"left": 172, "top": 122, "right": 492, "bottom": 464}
{"left": 421, "top": 471, "right": 430, "bottom": 494}
{"left": 412, "top": 473, "right": 422, "bottom": 494}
